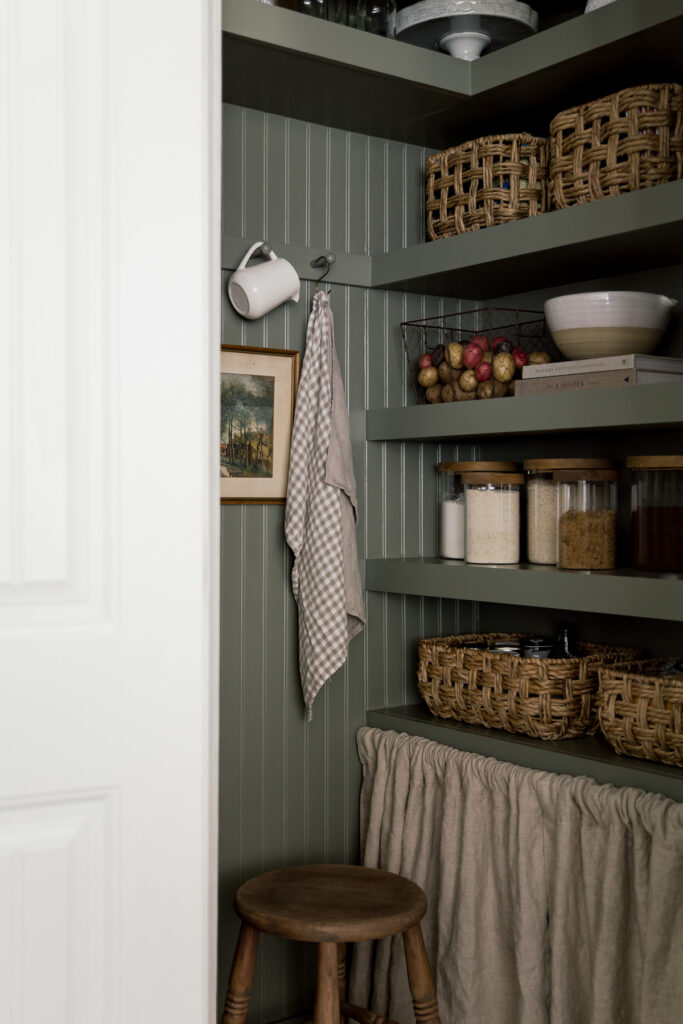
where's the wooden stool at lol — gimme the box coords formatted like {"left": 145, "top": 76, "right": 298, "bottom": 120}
{"left": 222, "top": 864, "right": 441, "bottom": 1024}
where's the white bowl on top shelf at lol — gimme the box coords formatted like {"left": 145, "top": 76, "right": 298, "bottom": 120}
{"left": 544, "top": 291, "right": 678, "bottom": 360}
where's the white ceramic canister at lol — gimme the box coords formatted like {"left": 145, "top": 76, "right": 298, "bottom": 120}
{"left": 227, "top": 242, "right": 300, "bottom": 320}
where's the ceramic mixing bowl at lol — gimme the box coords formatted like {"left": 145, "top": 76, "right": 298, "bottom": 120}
{"left": 544, "top": 291, "right": 677, "bottom": 360}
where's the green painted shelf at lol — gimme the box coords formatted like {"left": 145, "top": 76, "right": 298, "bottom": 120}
{"left": 371, "top": 180, "right": 683, "bottom": 298}
{"left": 366, "top": 380, "right": 683, "bottom": 441}
{"left": 366, "top": 706, "right": 683, "bottom": 801}
{"left": 223, "top": 0, "right": 683, "bottom": 147}
{"left": 365, "top": 558, "right": 683, "bottom": 622}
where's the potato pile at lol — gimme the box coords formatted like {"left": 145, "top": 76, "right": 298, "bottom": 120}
{"left": 417, "top": 334, "right": 550, "bottom": 403}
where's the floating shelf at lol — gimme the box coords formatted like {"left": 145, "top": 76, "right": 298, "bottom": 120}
{"left": 366, "top": 706, "right": 683, "bottom": 801}
{"left": 371, "top": 180, "right": 683, "bottom": 298}
{"left": 366, "top": 380, "right": 683, "bottom": 441}
{"left": 223, "top": 0, "right": 683, "bottom": 147}
{"left": 365, "top": 558, "right": 683, "bottom": 622}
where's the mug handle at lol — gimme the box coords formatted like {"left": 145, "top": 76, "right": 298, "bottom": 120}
{"left": 236, "top": 241, "right": 278, "bottom": 270}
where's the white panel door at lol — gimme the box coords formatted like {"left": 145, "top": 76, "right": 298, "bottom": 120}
{"left": 0, "top": 0, "right": 220, "bottom": 1022}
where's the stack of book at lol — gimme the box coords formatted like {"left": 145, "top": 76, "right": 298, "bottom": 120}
{"left": 515, "top": 354, "right": 683, "bottom": 396}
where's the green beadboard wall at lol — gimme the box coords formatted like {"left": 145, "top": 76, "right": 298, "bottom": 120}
{"left": 218, "top": 103, "right": 478, "bottom": 1022}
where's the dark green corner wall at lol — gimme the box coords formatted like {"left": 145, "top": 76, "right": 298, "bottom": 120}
{"left": 218, "top": 103, "right": 477, "bottom": 1021}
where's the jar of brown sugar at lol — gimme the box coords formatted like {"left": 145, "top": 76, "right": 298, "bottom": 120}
{"left": 626, "top": 455, "right": 683, "bottom": 571}
{"left": 555, "top": 465, "right": 619, "bottom": 570}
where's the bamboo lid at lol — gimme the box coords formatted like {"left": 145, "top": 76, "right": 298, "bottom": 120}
{"left": 553, "top": 469, "right": 620, "bottom": 483}
{"left": 524, "top": 458, "right": 615, "bottom": 472}
{"left": 461, "top": 472, "right": 525, "bottom": 485}
{"left": 625, "top": 455, "right": 683, "bottom": 470}
{"left": 438, "top": 461, "right": 519, "bottom": 473}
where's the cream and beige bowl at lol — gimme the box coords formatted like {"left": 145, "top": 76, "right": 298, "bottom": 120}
{"left": 544, "top": 291, "right": 677, "bottom": 360}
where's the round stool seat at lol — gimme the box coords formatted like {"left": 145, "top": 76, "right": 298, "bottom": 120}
{"left": 235, "top": 864, "right": 427, "bottom": 943}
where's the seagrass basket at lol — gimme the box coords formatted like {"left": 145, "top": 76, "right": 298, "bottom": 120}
{"left": 598, "top": 659, "right": 683, "bottom": 766}
{"left": 549, "top": 83, "right": 683, "bottom": 209}
{"left": 417, "top": 633, "right": 643, "bottom": 741}
{"left": 425, "top": 134, "right": 549, "bottom": 240}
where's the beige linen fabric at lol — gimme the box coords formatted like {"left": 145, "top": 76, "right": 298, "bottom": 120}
{"left": 351, "top": 727, "right": 683, "bottom": 1024}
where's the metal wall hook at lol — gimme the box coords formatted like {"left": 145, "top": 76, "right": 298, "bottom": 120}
{"left": 311, "top": 252, "right": 336, "bottom": 292}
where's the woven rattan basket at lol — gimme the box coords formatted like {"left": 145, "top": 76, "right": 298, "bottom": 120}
{"left": 549, "top": 83, "right": 683, "bottom": 209}
{"left": 417, "top": 633, "right": 643, "bottom": 741}
{"left": 598, "top": 659, "right": 683, "bottom": 766}
{"left": 425, "top": 134, "right": 549, "bottom": 240}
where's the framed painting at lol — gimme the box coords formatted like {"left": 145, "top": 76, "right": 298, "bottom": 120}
{"left": 220, "top": 345, "right": 300, "bottom": 504}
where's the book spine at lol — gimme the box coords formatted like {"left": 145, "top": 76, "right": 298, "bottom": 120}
{"left": 521, "top": 355, "right": 636, "bottom": 379}
{"left": 515, "top": 369, "right": 638, "bottom": 395}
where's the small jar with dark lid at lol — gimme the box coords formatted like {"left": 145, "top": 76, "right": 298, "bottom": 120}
{"left": 524, "top": 458, "right": 613, "bottom": 565}
{"left": 627, "top": 455, "right": 683, "bottom": 571}
{"left": 555, "top": 464, "right": 619, "bottom": 570}
{"left": 438, "top": 461, "right": 518, "bottom": 561}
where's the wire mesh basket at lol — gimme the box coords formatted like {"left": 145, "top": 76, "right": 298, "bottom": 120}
{"left": 402, "top": 307, "right": 557, "bottom": 404}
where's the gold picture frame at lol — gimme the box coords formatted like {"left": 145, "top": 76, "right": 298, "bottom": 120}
{"left": 220, "top": 345, "right": 300, "bottom": 505}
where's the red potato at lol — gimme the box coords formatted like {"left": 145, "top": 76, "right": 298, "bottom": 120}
{"left": 462, "top": 343, "right": 483, "bottom": 369}
{"left": 492, "top": 336, "right": 509, "bottom": 352}
{"left": 512, "top": 348, "right": 528, "bottom": 370}
{"left": 418, "top": 353, "right": 432, "bottom": 369}
{"left": 470, "top": 334, "right": 490, "bottom": 352}
{"left": 475, "top": 361, "right": 492, "bottom": 382}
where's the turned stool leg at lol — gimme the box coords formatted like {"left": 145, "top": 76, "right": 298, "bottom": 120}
{"left": 402, "top": 924, "right": 441, "bottom": 1024}
{"left": 222, "top": 923, "right": 260, "bottom": 1024}
{"left": 315, "top": 942, "right": 341, "bottom": 1024}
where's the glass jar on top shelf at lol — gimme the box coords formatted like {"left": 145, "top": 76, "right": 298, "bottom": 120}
{"left": 524, "top": 458, "right": 615, "bottom": 566}
{"left": 463, "top": 472, "right": 523, "bottom": 565}
{"left": 556, "top": 466, "right": 619, "bottom": 570}
{"left": 626, "top": 455, "right": 683, "bottom": 572}
{"left": 438, "top": 461, "right": 518, "bottom": 561}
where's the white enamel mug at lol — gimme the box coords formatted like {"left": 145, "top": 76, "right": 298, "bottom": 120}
{"left": 227, "top": 242, "right": 300, "bottom": 320}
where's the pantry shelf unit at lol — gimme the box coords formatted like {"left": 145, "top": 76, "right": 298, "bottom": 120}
{"left": 222, "top": 0, "right": 683, "bottom": 148}
{"left": 365, "top": 558, "right": 683, "bottom": 622}
{"left": 366, "top": 706, "right": 683, "bottom": 801}
{"left": 371, "top": 180, "right": 683, "bottom": 299}
{"left": 366, "top": 380, "right": 683, "bottom": 441}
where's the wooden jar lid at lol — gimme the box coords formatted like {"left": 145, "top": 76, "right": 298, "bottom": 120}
{"left": 523, "top": 457, "right": 615, "bottom": 472}
{"left": 438, "top": 461, "right": 519, "bottom": 473}
{"left": 625, "top": 455, "right": 683, "bottom": 470}
{"left": 553, "top": 469, "right": 620, "bottom": 483}
{"left": 461, "top": 472, "right": 525, "bottom": 485}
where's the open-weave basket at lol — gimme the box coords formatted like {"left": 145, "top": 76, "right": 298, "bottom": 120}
{"left": 549, "top": 83, "right": 683, "bottom": 209}
{"left": 418, "top": 633, "right": 643, "bottom": 741}
{"left": 425, "top": 134, "right": 549, "bottom": 239}
{"left": 598, "top": 659, "right": 683, "bottom": 766}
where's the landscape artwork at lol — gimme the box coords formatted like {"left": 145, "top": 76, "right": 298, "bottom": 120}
{"left": 221, "top": 372, "right": 275, "bottom": 480}
{"left": 220, "top": 345, "right": 300, "bottom": 504}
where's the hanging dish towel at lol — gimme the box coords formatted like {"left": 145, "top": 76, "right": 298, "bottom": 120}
{"left": 285, "top": 291, "right": 365, "bottom": 718}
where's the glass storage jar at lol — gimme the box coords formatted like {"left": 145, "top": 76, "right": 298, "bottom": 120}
{"left": 555, "top": 468, "right": 619, "bottom": 570}
{"left": 524, "top": 458, "right": 614, "bottom": 565}
{"left": 626, "top": 455, "right": 683, "bottom": 571}
{"left": 463, "top": 472, "right": 523, "bottom": 564}
{"left": 438, "top": 462, "right": 518, "bottom": 560}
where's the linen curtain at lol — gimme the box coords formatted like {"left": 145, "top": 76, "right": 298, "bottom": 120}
{"left": 350, "top": 727, "right": 683, "bottom": 1024}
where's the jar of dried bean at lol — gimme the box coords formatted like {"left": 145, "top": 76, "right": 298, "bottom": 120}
{"left": 626, "top": 455, "right": 683, "bottom": 571}
{"left": 524, "top": 458, "right": 614, "bottom": 565}
{"left": 555, "top": 467, "right": 619, "bottom": 570}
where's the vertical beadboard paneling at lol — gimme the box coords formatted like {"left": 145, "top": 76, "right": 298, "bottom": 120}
{"left": 219, "top": 104, "right": 460, "bottom": 1022}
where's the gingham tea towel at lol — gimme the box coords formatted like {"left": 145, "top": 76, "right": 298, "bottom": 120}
{"left": 285, "top": 292, "right": 365, "bottom": 719}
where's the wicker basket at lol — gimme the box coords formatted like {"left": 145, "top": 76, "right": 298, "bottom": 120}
{"left": 598, "top": 659, "right": 683, "bottom": 766}
{"left": 417, "top": 633, "right": 643, "bottom": 741}
{"left": 425, "top": 134, "right": 549, "bottom": 240}
{"left": 549, "top": 83, "right": 683, "bottom": 209}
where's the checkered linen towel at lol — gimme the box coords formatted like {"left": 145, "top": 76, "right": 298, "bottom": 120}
{"left": 285, "top": 292, "right": 365, "bottom": 719}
